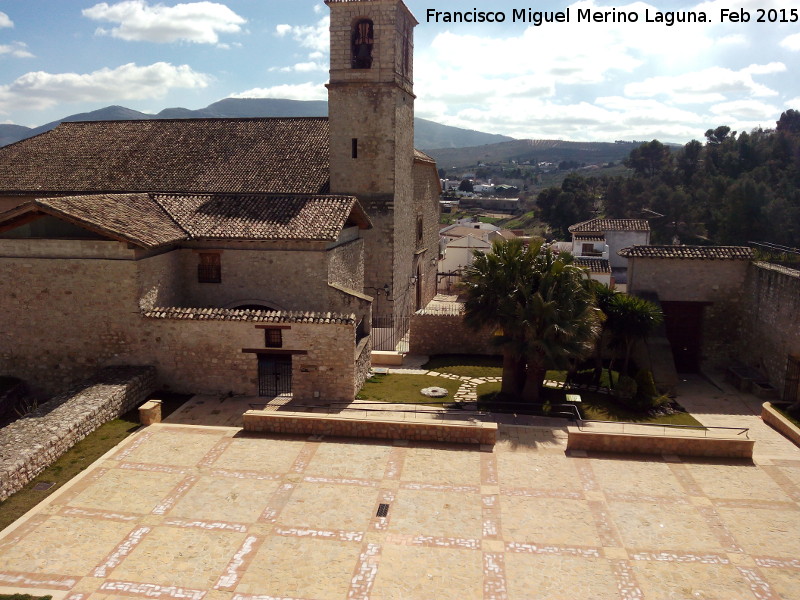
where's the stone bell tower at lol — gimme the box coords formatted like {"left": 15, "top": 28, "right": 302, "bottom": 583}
{"left": 326, "top": 0, "right": 418, "bottom": 321}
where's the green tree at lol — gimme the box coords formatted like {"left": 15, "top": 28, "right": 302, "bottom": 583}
{"left": 625, "top": 140, "right": 673, "bottom": 178}
{"left": 518, "top": 250, "right": 602, "bottom": 402}
{"left": 462, "top": 239, "right": 601, "bottom": 402}
{"left": 462, "top": 239, "right": 533, "bottom": 396}
{"left": 458, "top": 179, "right": 474, "bottom": 192}
{"left": 603, "top": 294, "right": 663, "bottom": 382}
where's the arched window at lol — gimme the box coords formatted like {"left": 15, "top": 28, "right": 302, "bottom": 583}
{"left": 352, "top": 19, "right": 374, "bottom": 69}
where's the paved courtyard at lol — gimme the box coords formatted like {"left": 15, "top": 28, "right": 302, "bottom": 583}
{"left": 2, "top": 384, "right": 800, "bottom": 600}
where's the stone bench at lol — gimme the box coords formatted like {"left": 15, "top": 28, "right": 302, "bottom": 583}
{"left": 243, "top": 409, "right": 496, "bottom": 445}
{"left": 567, "top": 427, "right": 754, "bottom": 458}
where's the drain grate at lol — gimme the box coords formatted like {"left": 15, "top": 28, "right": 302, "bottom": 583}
{"left": 376, "top": 503, "right": 390, "bottom": 517}
{"left": 32, "top": 482, "right": 55, "bottom": 491}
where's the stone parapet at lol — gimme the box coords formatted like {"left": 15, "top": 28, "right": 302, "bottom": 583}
{"left": 243, "top": 410, "right": 496, "bottom": 445}
{"left": 566, "top": 427, "right": 754, "bottom": 458}
{"left": 0, "top": 366, "right": 156, "bottom": 501}
{"left": 761, "top": 402, "right": 800, "bottom": 449}
{"left": 409, "top": 312, "right": 498, "bottom": 356}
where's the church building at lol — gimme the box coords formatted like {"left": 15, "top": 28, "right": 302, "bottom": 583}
{"left": 0, "top": 0, "right": 440, "bottom": 400}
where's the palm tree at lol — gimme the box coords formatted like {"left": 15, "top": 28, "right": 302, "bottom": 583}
{"left": 462, "top": 238, "right": 534, "bottom": 396}
{"left": 463, "top": 239, "right": 601, "bottom": 402}
{"left": 604, "top": 293, "right": 663, "bottom": 381}
{"left": 518, "top": 249, "right": 602, "bottom": 402}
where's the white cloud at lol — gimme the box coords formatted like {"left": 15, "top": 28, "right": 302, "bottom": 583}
{"left": 231, "top": 82, "right": 326, "bottom": 102}
{"left": 83, "top": 1, "right": 246, "bottom": 45}
{"left": 269, "top": 61, "right": 326, "bottom": 73}
{"left": 624, "top": 64, "right": 785, "bottom": 103}
{"left": 275, "top": 16, "right": 329, "bottom": 53}
{"left": 781, "top": 33, "right": 800, "bottom": 51}
{"left": 0, "top": 42, "right": 34, "bottom": 59}
{"left": 0, "top": 62, "right": 209, "bottom": 113}
{"left": 0, "top": 12, "right": 12, "bottom": 28}
{"left": 710, "top": 99, "right": 780, "bottom": 120}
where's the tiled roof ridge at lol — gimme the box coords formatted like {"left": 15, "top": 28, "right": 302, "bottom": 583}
{"left": 143, "top": 306, "right": 357, "bottom": 324}
{"left": 618, "top": 245, "right": 754, "bottom": 260}
{"left": 569, "top": 218, "right": 650, "bottom": 232}
{"left": 149, "top": 193, "right": 192, "bottom": 240}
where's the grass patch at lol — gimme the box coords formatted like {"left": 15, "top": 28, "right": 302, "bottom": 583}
{"left": 0, "top": 391, "right": 191, "bottom": 531}
{"left": 0, "top": 595, "right": 52, "bottom": 600}
{"left": 356, "top": 373, "right": 462, "bottom": 405}
{"left": 476, "top": 381, "right": 703, "bottom": 427}
{"left": 422, "top": 354, "right": 503, "bottom": 378}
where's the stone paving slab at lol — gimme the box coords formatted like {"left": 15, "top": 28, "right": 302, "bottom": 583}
{"left": 2, "top": 418, "right": 800, "bottom": 600}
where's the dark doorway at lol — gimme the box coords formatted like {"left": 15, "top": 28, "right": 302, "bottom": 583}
{"left": 661, "top": 301, "right": 706, "bottom": 372}
{"left": 258, "top": 355, "right": 292, "bottom": 396}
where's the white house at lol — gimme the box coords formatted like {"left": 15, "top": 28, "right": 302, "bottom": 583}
{"left": 568, "top": 218, "right": 650, "bottom": 283}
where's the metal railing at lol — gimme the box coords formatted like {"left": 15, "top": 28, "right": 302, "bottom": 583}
{"left": 575, "top": 419, "right": 749, "bottom": 438}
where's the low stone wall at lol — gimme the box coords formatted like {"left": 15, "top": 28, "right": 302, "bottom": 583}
{"left": 409, "top": 312, "right": 499, "bottom": 356}
{"left": 0, "top": 366, "right": 156, "bottom": 501}
{"left": 243, "top": 410, "right": 497, "bottom": 445}
{"left": 567, "top": 428, "right": 754, "bottom": 458}
{"left": 762, "top": 402, "right": 800, "bottom": 449}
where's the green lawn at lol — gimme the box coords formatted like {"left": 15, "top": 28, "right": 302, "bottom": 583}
{"left": 422, "top": 354, "right": 503, "bottom": 378}
{"left": 476, "top": 381, "right": 703, "bottom": 427}
{"left": 0, "top": 595, "right": 52, "bottom": 600}
{"left": 0, "top": 392, "right": 190, "bottom": 531}
{"left": 356, "top": 373, "right": 463, "bottom": 405}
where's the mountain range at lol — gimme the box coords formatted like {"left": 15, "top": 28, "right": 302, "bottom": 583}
{"left": 0, "top": 98, "right": 514, "bottom": 151}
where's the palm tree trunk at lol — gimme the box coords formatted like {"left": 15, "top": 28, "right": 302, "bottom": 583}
{"left": 501, "top": 350, "right": 525, "bottom": 396}
{"left": 521, "top": 361, "right": 547, "bottom": 404}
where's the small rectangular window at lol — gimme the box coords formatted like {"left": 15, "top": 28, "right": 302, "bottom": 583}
{"left": 265, "top": 329, "right": 283, "bottom": 348}
{"left": 352, "top": 138, "right": 358, "bottom": 159}
{"left": 417, "top": 216, "right": 424, "bottom": 243}
{"left": 198, "top": 253, "right": 221, "bottom": 283}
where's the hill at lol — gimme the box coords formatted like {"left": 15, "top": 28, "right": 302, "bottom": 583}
{"left": 426, "top": 139, "right": 641, "bottom": 169}
{"left": 0, "top": 98, "right": 514, "bottom": 150}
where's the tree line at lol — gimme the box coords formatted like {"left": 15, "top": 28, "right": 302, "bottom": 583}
{"left": 535, "top": 109, "right": 800, "bottom": 247}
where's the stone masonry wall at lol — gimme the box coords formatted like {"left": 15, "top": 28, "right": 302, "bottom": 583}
{"left": 409, "top": 312, "right": 499, "bottom": 356}
{"left": 328, "top": 238, "right": 365, "bottom": 293}
{"left": 739, "top": 262, "right": 800, "bottom": 393}
{"left": 179, "top": 246, "right": 332, "bottom": 312}
{"left": 0, "top": 255, "right": 141, "bottom": 395}
{"left": 414, "top": 160, "right": 441, "bottom": 309}
{"left": 139, "top": 314, "right": 361, "bottom": 402}
{"left": 628, "top": 257, "right": 750, "bottom": 366}
{"left": 0, "top": 366, "right": 155, "bottom": 501}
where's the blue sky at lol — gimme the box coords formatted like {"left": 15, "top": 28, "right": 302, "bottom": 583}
{"left": 0, "top": 0, "right": 798, "bottom": 142}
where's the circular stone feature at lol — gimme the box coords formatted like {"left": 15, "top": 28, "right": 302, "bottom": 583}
{"left": 420, "top": 386, "right": 449, "bottom": 398}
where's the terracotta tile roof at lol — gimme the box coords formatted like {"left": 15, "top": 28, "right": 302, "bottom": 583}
{"left": 15, "top": 194, "right": 186, "bottom": 247}
{"left": 154, "top": 193, "right": 371, "bottom": 242}
{"left": 143, "top": 306, "right": 356, "bottom": 324}
{"left": 618, "top": 245, "right": 754, "bottom": 260}
{"left": 575, "top": 257, "right": 611, "bottom": 273}
{"left": 573, "top": 234, "right": 605, "bottom": 242}
{"left": 0, "top": 118, "right": 331, "bottom": 195}
{"left": 569, "top": 218, "right": 650, "bottom": 233}
{"left": 0, "top": 192, "right": 370, "bottom": 248}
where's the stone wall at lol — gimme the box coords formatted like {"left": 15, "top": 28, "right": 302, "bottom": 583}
{"left": 739, "top": 262, "right": 800, "bottom": 393}
{"left": 141, "top": 310, "right": 363, "bottom": 402}
{"left": 414, "top": 159, "right": 441, "bottom": 310}
{"left": 0, "top": 366, "right": 155, "bottom": 501}
{"left": 328, "top": 237, "right": 364, "bottom": 292}
{"left": 0, "top": 254, "right": 142, "bottom": 395}
{"left": 628, "top": 256, "right": 750, "bottom": 366}
{"left": 409, "top": 311, "right": 499, "bottom": 356}
{"left": 179, "top": 245, "right": 332, "bottom": 312}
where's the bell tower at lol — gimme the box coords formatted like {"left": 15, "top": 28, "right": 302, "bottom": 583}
{"left": 326, "top": 0, "right": 418, "bottom": 320}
